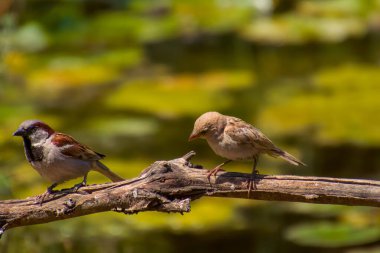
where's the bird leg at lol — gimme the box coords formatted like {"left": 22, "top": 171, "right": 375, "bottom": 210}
{"left": 34, "top": 174, "right": 89, "bottom": 205}
{"left": 247, "top": 157, "right": 259, "bottom": 198}
{"left": 207, "top": 160, "right": 231, "bottom": 180}
{"left": 55, "top": 174, "right": 89, "bottom": 195}
{"left": 70, "top": 174, "right": 88, "bottom": 192}
{"left": 35, "top": 182, "right": 59, "bottom": 205}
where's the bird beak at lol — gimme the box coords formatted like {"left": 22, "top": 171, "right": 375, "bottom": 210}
{"left": 13, "top": 128, "right": 24, "bottom": 136}
{"left": 188, "top": 132, "right": 199, "bottom": 141}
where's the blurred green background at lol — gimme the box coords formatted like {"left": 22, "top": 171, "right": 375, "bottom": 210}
{"left": 1, "top": 0, "right": 380, "bottom": 252}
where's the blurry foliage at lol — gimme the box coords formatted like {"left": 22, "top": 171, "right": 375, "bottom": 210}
{"left": 1, "top": 0, "right": 380, "bottom": 252}
{"left": 12, "top": 22, "right": 49, "bottom": 52}
{"left": 105, "top": 70, "right": 254, "bottom": 116}
{"left": 241, "top": 0, "right": 380, "bottom": 44}
{"left": 88, "top": 11, "right": 180, "bottom": 44}
{"left": 285, "top": 222, "right": 380, "bottom": 247}
{"left": 241, "top": 15, "right": 366, "bottom": 44}
{"left": 86, "top": 117, "right": 160, "bottom": 138}
{"left": 258, "top": 64, "right": 380, "bottom": 145}
{"left": 285, "top": 205, "right": 380, "bottom": 247}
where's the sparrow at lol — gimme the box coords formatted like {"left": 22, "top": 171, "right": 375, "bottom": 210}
{"left": 13, "top": 120, "right": 124, "bottom": 204}
{"left": 189, "top": 111, "right": 306, "bottom": 195}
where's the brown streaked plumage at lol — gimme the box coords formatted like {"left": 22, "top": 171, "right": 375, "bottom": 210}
{"left": 13, "top": 120, "right": 124, "bottom": 204}
{"left": 52, "top": 133, "right": 105, "bottom": 160}
{"left": 189, "top": 111, "right": 306, "bottom": 196}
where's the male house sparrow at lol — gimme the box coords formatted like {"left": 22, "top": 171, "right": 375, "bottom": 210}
{"left": 189, "top": 112, "right": 305, "bottom": 194}
{"left": 13, "top": 120, "right": 124, "bottom": 203}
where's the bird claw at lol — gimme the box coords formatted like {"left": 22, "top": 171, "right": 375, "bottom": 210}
{"left": 35, "top": 180, "right": 87, "bottom": 205}
{"left": 58, "top": 182, "right": 87, "bottom": 195}
{"left": 35, "top": 189, "right": 58, "bottom": 206}
{"left": 35, "top": 193, "right": 48, "bottom": 206}
{"left": 207, "top": 166, "right": 225, "bottom": 181}
{"left": 247, "top": 169, "right": 259, "bottom": 198}
{"left": 71, "top": 181, "right": 86, "bottom": 192}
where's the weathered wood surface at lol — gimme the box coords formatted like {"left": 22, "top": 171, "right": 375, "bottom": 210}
{"left": 1, "top": 151, "right": 379, "bottom": 237}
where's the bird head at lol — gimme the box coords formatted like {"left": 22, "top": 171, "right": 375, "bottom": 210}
{"left": 188, "top": 111, "right": 222, "bottom": 141}
{"left": 13, "top": 120, "right": 55, "bottom": 142}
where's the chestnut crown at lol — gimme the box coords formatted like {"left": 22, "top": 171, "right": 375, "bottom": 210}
{"left": 13, "top": 120, "right": 55, "bottom": 137}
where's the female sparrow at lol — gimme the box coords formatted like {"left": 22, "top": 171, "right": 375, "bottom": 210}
{"left": 13, "top": 120, "right": 124, "bottom": 204}
{"left": 189, "top": 111, "right": 306, "bottom": 195}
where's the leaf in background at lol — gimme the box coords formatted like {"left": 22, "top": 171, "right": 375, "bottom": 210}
{"left": 105, "top": 70, "right": 254, "bottom": 116}
{"left": 258, "top": 64, "right": 380, "bottom": 145}
{"left": 13, "top": 22, "right": 49, "bottom": 52}
{"left": 285, "top": 222, "right": 380, "bottom": 247}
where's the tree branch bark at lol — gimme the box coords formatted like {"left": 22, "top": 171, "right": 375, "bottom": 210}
{"left": 1, "top": 151, "right": 379, "bottom": 237}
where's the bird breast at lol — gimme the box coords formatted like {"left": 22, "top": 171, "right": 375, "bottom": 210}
{"left": 30, "top": 140, "right": 93, "bottom": 183}
{"left": 206, "top": 132, "right": 258, "bottom": 161}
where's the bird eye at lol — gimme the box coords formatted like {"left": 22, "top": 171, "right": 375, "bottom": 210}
{"left": 200, "top": 129, "right": 208, "bottom": 134}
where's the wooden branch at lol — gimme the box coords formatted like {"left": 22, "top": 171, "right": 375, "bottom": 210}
{"left": 1, "top": 151, "right": 379, "bottom": 237}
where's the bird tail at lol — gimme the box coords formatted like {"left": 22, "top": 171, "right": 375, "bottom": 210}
{"left": 271, "top": 148, "right": 306, "bottom": 166}
{"left": 93, "top": 161, "right": 124, "bottom": 182}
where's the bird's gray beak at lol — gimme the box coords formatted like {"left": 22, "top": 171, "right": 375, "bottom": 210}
{"left": 13, "top": 128, "right": 24, "bottom": 136}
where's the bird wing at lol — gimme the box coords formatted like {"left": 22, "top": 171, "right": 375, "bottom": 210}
{"left": 51, "top": 133, "right": 105, "bottom": 161}
{"left": 224, "top": 117, "right": 276, "bottom": 151}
